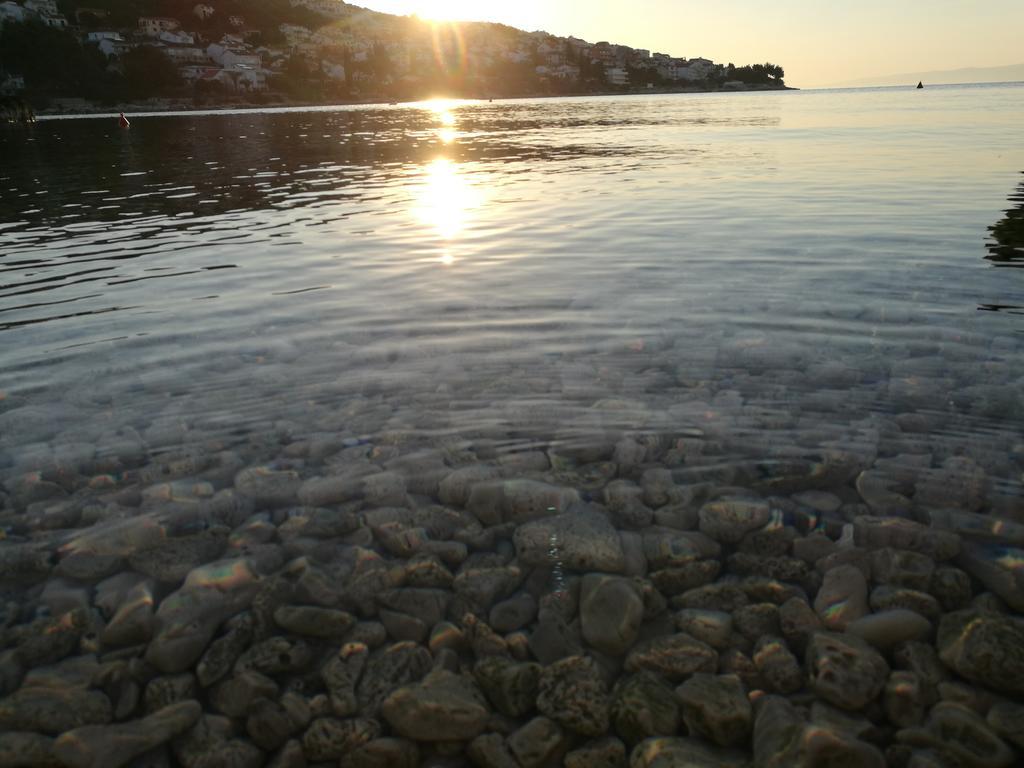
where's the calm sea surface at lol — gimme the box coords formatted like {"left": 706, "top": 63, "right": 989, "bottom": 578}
{"left": 2, "top": 83, "right": 1024, "bottom": 514}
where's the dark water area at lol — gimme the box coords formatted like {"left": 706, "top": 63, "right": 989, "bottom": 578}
{"left": 1, "top": 85, "right": 1024, "bottom": 767}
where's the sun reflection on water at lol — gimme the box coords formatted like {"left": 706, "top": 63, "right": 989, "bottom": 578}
{"left": 413, "top": 156, "right": 483, "bottom": 262}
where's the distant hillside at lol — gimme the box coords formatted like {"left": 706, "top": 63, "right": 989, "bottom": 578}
{"left": 833, "top": 62, "right": 1024, "bottom": 88}
{"left": 0, "top": 0, "right": 788, "bottom": 109}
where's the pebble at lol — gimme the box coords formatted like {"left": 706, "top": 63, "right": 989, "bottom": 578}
{"left": 813, "top": 564, "right": 868, "bottom": 630}
{"left": 806, "top": 631, "right": 889, "bottom": 711}
{"left": 579, "top": 574, "right": 644, "bottom": 655}
{"left": 514, "top": 506, "right": 626, "bottom": 573}
{"left": 52, "top": 700, "right": 201, "bottom": 768}
{"left": 624, "top": 633, "right": 717, "bottom": 682}
{"left": 536, "top": 655, "right": 611, "bottom": 737}
{"left": 675, "top": 673, "right": 751, "bottom": 747}
{"left": 937, "top": 609, "right": 1024, "bottom": 694}
{"left": 381, "top": 669, "right": 490, "bottom": 742}
{"left": 845, "top": 609, "right": 931, "bottom": 649}
{"left": 609, "top": 671, "right": 680, "bottom": 746}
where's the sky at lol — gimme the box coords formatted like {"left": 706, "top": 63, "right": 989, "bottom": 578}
{"left": 357, "top": 0, "right": 1024, "bottom": 88}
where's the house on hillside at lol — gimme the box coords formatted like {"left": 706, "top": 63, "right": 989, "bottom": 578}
{"left": 193, "top": 4, "right": 214, "bottom": 21}
{"left": 0, "top": 1, "right": 28, "bottom": 26}
{"left": 24, "top": 0, "right": 68, "bottom": 28}
{"left": 0, "top": 73, "right": 25, "bottom": 93}
{"left": 606, "top": 67, "right": 629, "bottom": 86}
{"left": 139, "top": 17, "right": 181, "bottom": 37}
{"left": 159, "top": 29, "right": 195, "bottom": 45}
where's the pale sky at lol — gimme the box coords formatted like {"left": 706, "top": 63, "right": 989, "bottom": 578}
{"left": 357, "top": 0, "right": 1024, "bottom": 87}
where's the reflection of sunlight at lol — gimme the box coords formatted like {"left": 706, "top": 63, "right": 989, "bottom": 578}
{"left": 414, "top": 158, "right": 481, "bottom": 244}
{"left": 425, "top": 99, "right": 458, "bottom": 127}
{"left": 439, "top": 128, "right": 456, "bottom": 144}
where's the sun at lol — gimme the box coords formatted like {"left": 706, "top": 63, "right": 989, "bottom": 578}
{"left": 413, "top": 0, "right": 477, "bottom": 22}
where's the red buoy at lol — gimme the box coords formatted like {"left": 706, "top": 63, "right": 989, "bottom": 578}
{"left": 119, "top": 112, "right": 130, "bottom": 129}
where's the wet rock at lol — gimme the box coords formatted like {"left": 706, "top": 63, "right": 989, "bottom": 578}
{"left": 171, "top": 713, "right": 263, "bottom": 768}
{"left": 128, "top": 528, "right": 228, "bottom": 585}
{"left": 381, "top": 669, "right": 490, "bottom": 742}
{"left": 884, "top": 671, "right": 926, "bottom": 728}
{"left": 0, "top": 543, "right": 55, "bottom": 587}
{"left": 897, "top": 702, "right": 1014, "bottom": 768}
{"left": 466, "top": 733, "right": 518, "bottom": 768}
{"left": 845, "top": 610, "right": 931, "bottom": 650}
{"left": 453, "top": 567, "right": 520, "bottom": 615}
{"left": 321, "top": 643, "right": 368, "bottom": 717}
{"left": 852, "top": 517, "right": 960, "bottom": 561}
{"left": 234, "top": 635, "right": 312, "bottom": 675}
{"left": 869, "top": 585, "right": 941, "bottom": 620}
{"left": 869, "top": 548, "right": 935, "bottom": 591}
{"left": 676, "top": 673, "right": 751, "bottom": 747}
{"left": 235, "top": 466, "right": 301, "bottom": 508}
{"left": 672, "top": 583, "right": 750, "bottom": 611}
{"left": 143, "top": 674, "right": 198, "bottom": 714}
{"left": 733, "top": 603, "right": 780, "bottom": 641}
{"left": 753, "top": 635, "right": 803, "bottom": 694}
{"left": 473, "top": 657, "right": 540, "bottom": 718}
{"left": 753, "top": 695, "right": 884, "bottom": 768}
{"left": 698, "top": 496, "right": 771, "bottom": 544}
{"left": 674, "top": 609, "right": 733, "bottom": 649}
{"left": 514, "top": 506, "right": 626, "bottom": 573}
{"left": 986, "top": 701, "right": 1024, "bottom": 750}
{"left": 609, "top": 672, "right": 681, "bottom": 746}
{"left": 528, "top": 615, "right": 583, "bottom": 665}
{"left": 0, "top": 731, "right": 59, "bottom": 768}
{"left": 347, "top": 737, "right": 419, "bottom": 768}
{"left": 273, "top": 606, "right": 356, "bottom": 638}
{"left": 536, "top": 655, "right": 611, "bottom": 737}
{"left": 649, "top": 561, "right": 721, "bottom": 595}
{"left": 146, "top": 561, "right": 259, "bottom": 673}
{"left": 246, "top": 697, "right": 301, "bottom": 752}
{"left": 564, "top": 736, "right": 626, "bottom": 768}
{"left": 892, "top": 641, "right": 947, "bottom": 703}
{"left": 7, "top": 608, "right": 88, "bottom": 668}
{"left": 356, "top": 641, "right": 433, "bottom": 716}
{"left": 936, "top": 609, "right": 1024, "bottom": 695}
{"left": 806, "top": 631, "right": 889, "bottom": 711}
{"left": 266, "top": 739, "right": 306, "bottom": 768}
{"left": 195, "top": 613, "right": 254, "bottom": 688}
{"left": 629, "top": 736, "right": 749, "bottom": 768}
{"left": 507, "top": 716, "right": 567, "bottom": 768}
{"left": 778, "top": 596, "right": 823, "bottom": 653}
{"left": 210, "top": 671, "right": 278, "bottom": 718}
{"left": 642, "top": 530, "right": 720, "bottom": 570}
{"left": 489, "top": 593, "right": 537, "bottom": 633}
{"left": 580, "top": 574, "right": 644, "bottom": 655}
{"left": 301, "top": 716, "right": 381, "bottom": 761}
{"left": 855, "top": 469, "right": 912, "bottom": 517}
{"left": 624, "top": 633, "right": 717, "bottom": 682}
{"left": 101, "top": 580, "right": 157, "bottom": 648}
{"left": 468, "top": 479, "right": 579, "bottom": 526}
{"left": 439, "top": 466, "right": 502, "bottom": 508}
{"left": 813, "top": 564, "right": 868, "bottom": 630}
{"left": 929, "top": 566, "right": 973, "bottom": 612}
{"left": 278, "top": 506, "right": 361, "bottom": 540}
{"left": 53, "top": 700, "right": 201, "bottom": 768}
{"left": 0, "top": 686, "right": 112, "bottom": 734}
{"left": 793, "top": 491, "right": 842, "bottom": 515}
{"left": 956, "top": 541, "right": 1024, "bottom": 612}
{"left": 913, "top": 456, "right": 989, "bottom": 513}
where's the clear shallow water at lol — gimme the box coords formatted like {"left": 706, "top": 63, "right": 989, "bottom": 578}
{"left": 2, "top": 84, "right": 1024, "bottom": 766}
{"left": 2, "top": 85, "right": 1023, "bottom": 501}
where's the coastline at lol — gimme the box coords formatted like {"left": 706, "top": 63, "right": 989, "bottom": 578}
{"left": 34, "top": 83, "right": 796, "bottom": 118}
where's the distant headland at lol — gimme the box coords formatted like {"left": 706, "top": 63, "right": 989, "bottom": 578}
{"left": 0, "top": 0, "right": 790, "bottom": 115}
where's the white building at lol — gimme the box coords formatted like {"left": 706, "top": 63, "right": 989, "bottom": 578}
{"left": 139, "top": 17, "right": 181, "bottom": 37}
{"left": 86, "top": 31, "right": 123, "bottom": 43}
{"left": 321, "top": 61, "right": 345, "bottom": 80}
{"left": 193, "top": 4, "right": 214, "bottom": 21}
{"left": 24, "top": 0, "right": 57, "bottom": 15}
{"left": 163, "top": 46, "right": 209, "bottom": 65}
{"left": 158, "top": 29, "right": 194, "bottom": 45}
{"left": 606, "top": 67, "right": 629, "bottom": 86}
{"left": 0, "top": 1, "right": 29, "bottom": 25}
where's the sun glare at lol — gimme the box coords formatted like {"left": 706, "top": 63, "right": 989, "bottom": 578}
{"left": 415, "top": 158, "right": 480, "bottom": 242}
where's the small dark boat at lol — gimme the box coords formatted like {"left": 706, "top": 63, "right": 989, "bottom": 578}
{"left": 917, "top": 81, "right": 924, "bottom": 89}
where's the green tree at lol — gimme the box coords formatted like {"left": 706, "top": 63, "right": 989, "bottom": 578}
{"left": 121, "top": 46, "right": 181, "bottom": 98}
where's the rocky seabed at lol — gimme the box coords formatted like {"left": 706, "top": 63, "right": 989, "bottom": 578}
{"left": 2, "top": 410, "right": 1024, "bottom": 768}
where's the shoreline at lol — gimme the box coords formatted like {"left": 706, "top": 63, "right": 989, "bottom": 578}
{"left": 34, "top": 83, "right": 796, "bottom": 118}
